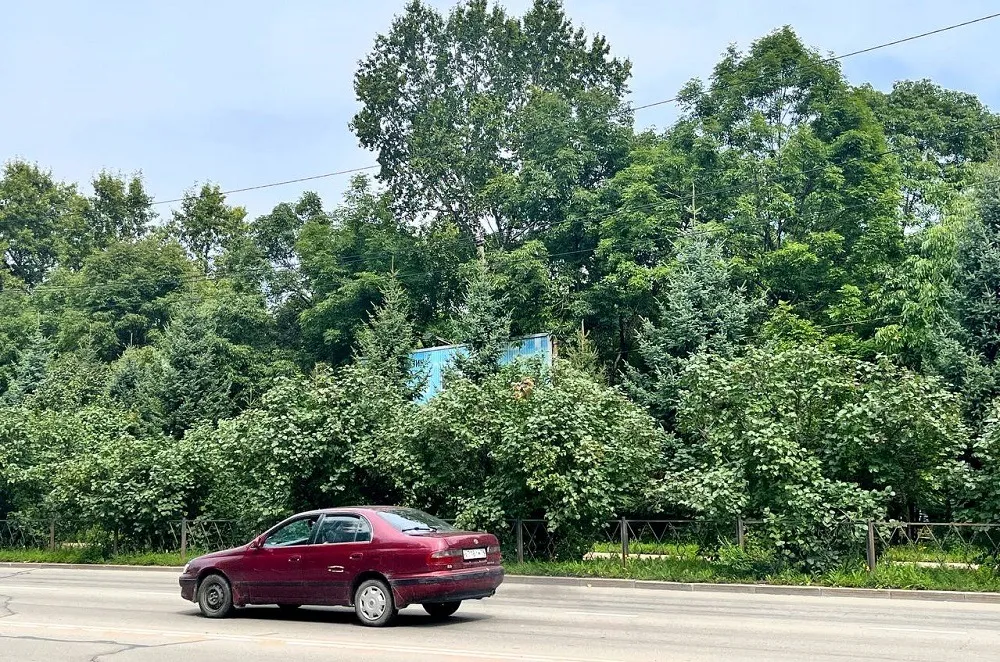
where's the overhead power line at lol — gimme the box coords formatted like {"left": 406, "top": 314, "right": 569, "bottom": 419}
{"left": 151, "top": 165, "right": 379, "bottom": 207}
{"left": 631, "top": 11, "right": 1000, "bottom": 110}
{"left": 147, "top": 11, "right": 1000, "bottom": 207}
{"left": 831, "top": 12, "right": 1000, "bottom": 60}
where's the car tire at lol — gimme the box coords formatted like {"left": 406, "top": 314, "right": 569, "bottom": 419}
{"left": 354, "top": 578, "right": 396, "bottom": 627}
{"left": 197, "top": 574, "right": 234, "bottom": 619}
{"left": 423, "top": 601, "right": 461, "bottom": 619}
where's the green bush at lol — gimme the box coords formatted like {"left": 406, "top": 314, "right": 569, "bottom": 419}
{"left": 716, "top": 541, "right": 782, "bottom": 578}
{"left": 396, "top": 362, "right": 669, "bottom": 538}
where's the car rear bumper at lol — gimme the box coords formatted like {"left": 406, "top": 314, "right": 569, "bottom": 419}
{"left": 389, "top": 565, "right": 504, "bottom": 608}
{"left": 179, "top": 577, "right": 197, "bottom": 602}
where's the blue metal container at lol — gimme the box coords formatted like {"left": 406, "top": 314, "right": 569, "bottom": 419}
{"left": 410, "top": 334, "right": 552, "bottom": 402}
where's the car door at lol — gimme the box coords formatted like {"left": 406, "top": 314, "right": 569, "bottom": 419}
{"left": 246, "top": 515, "right": 319, "bottom": 605}
{"left": 298, "top": 514, "right": 374, "bottom": 606}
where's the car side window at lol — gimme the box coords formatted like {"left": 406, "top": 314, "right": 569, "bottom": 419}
{"left": 315, "top": 515, "right": 372, "bottom": 544}
{"left": 263, "top": 517, "right": 318, "bottom": 548}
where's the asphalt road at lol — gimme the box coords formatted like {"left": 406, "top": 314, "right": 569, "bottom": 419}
{"left": 1, "top": 568, "right": 1000, "bottom": 661}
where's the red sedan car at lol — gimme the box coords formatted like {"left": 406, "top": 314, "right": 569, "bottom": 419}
{"left": 178, "top": 506, "right": 504, "bottom": 626}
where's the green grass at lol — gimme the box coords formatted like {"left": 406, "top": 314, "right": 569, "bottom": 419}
{"left": 506, "top": 557, "right": 1000, "bottom": 593}
{"left": 880, "top": 543, "right": 986, "bottom": 565}
{"left": 0, "top": 548, "right": 195, "bottom": 566}
{"left": 513, "top": 557, "right": 724, "bottom": 583}
{"left": 591, "top": 541, "right": 702, "bottom": 558}
{"left": 590, "top": 541, "right": 992, "bottom": 565}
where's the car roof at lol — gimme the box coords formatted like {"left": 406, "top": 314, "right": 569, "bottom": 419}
{"left": 292, "top": 506, "right": 411, "bottom": 517}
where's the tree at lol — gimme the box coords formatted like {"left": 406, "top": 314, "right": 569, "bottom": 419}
{"left": 37, "top": 237, "right": 194, "bottom": 359}
{"left": 352, "top": 0, "right": 632, "bottom": 244}
{"left": 488, "top": 241, "right": 566, "bottom": 339}
{"left": 678, "top": 28, "right": 903, "bottom": 315}
{"left": 0, "top": 331, "right": 48, "bottom": 405}
{"left": 0, "top": 161, "right": 84, "bottom": 284}
{"left": 296, "top": 177, "right": 418, "bottom": 365}
{"left": 12, "top": 349, "right": 110, "bottom": 413}
{"left": 865, "top": 79, "right": 996, "bottom": 225}
{"left": 170, "top": 184, "right": 247, "bottom": 270}
{"left": 354, "top": 274, "right": 419, "bottom": 390}
{"left": 157, "top": 309, "right": 238, "bottom": 437}
{"left": 451, "top": 261, "right": 512, "bottom": 383}
{"left": 0, "top": 288, "right": 40, "bottom": 398}
{"left": 625, "top": 236, "right": 754, "bottom": 424}
{"left": 222, "top": 191, "right": 328, "bottom": 307}
{"left": 566, "top": 131, "right": 717, "bottom": 369}
{"left": 560, "top": 321, "right": 604, "bottom": 382}
{"left": 85, "top": 171, "right": 155, "bottom": 245}
{"left": 957, "top": 166, "right": 1000, "bottom": 365}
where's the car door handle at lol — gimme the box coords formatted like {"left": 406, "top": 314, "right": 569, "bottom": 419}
{"left": 327, "top": 566, "right": 344, "bottom": 573}
{"left": 350, "top": 553, "right": 363, "bottom": 560}
{"left": 289, "top": 555, "right": 301, "bottom": 563}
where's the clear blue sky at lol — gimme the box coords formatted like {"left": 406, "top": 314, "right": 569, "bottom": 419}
{"left": 2, "top": 1, "right": 998, "bottom": 218}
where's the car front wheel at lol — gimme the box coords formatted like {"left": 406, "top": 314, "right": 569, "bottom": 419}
{"left": 197, "top": 574, "right": 234, "bottom": 619}
{"left": 423, "top": 601, "right": 461, "bottom": 619}
{"left": 354, "top": 578, "right": 396, "bottom": 627}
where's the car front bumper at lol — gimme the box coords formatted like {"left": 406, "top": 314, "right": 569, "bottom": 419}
{"left": 389, "top": 565, "right": 505, "bottom": 608}
{"left": 179, "top": 576, "right": 197, "bottom": 602}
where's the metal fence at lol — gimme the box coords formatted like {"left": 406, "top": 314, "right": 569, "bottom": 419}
{"left": 0, "top": 518, "right": 256, "bottom": 559}
{"left": 874, "top": 522, "right": 1000, "bottom": 568}
{"left": 3, "top": 517, "right": 1000, "bottom": 571}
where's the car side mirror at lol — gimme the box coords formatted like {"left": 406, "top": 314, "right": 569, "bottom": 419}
{"left": 248, "top": 536, "right": 264, "bottom": 550}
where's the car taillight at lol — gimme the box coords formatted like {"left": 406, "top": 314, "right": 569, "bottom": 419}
{"left": 428, "top": 549, "right": 463, "bottom": 568}
{"left": 487, "top": 545, "right": 501, "bottom": 555}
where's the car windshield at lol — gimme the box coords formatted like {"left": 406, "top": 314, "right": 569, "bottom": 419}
{"left": 376, "top": 508, "right": 455, "bottom": 534}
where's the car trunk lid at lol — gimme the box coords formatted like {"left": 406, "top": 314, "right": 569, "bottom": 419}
{"left": 421, "top": 531, "right": 502, "bottom": 569}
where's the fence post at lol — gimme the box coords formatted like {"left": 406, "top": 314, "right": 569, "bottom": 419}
{"left": 736, "top": 517, "right": 745, "bottom": 550}
{"left": 48, "top": 519, "right": 55, "bottom": 552}
{"left": 515, "top": 519, "right": 524, "bottom": 565}
{"left": 866, "top": 520, "right": 877, "bottom": 572}
{"left": 620, "top": 517, "right": 629, "bottom": 566}
{"left": 180, "top": 518, "right": 188, "bottom": 562}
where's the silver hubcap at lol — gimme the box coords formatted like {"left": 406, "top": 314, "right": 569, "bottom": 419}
{"left": 359, "top": 585, "right": 387, "bottom": 621}
{"left": 205, "top": 584, "right": 224, "bottom": 611}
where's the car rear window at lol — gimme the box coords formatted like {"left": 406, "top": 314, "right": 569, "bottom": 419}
{"left": 376, "top": 508, "right": 456, "bottom": 534}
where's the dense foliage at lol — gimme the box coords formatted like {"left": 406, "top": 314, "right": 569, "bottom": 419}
{"left": 2, "top": 1, "right": 999, "bottom": 569}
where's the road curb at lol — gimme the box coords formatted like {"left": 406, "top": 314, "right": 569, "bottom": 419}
{"left": 4, "top": 563, "right": 1000, "bottom": 604}
{"left": 503, "top": 575, "right": 1000, "bottom": 604}
{"left": 0, "top": 562, "right": 182, "bottom": 573}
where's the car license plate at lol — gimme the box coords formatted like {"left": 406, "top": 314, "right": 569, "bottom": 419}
{"left": 462, "top": 548, "right": 487, "bottom": 561}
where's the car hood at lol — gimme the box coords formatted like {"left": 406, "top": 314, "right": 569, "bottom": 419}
{"left": 190, "top": 544, "right": 248, "bottom": 564}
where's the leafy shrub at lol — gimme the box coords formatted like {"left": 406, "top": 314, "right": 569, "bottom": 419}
{"left": 662, "top": 341, "right": 965, "bottom": 571}
{"left": 716, "top": 541, "right": 782, "bottom": 578}
{"left": 396, "top": 361, "right": 669, "bottom": 543}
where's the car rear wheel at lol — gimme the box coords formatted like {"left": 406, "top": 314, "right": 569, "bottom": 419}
{"left": 423, "top": 601, "right": 461, "bottom": 619}
{"left": 354, "top": 578, "right": 396, "bottom": 627}
{"left": 197, "top": 574, "right": 234, "bottom": 619}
